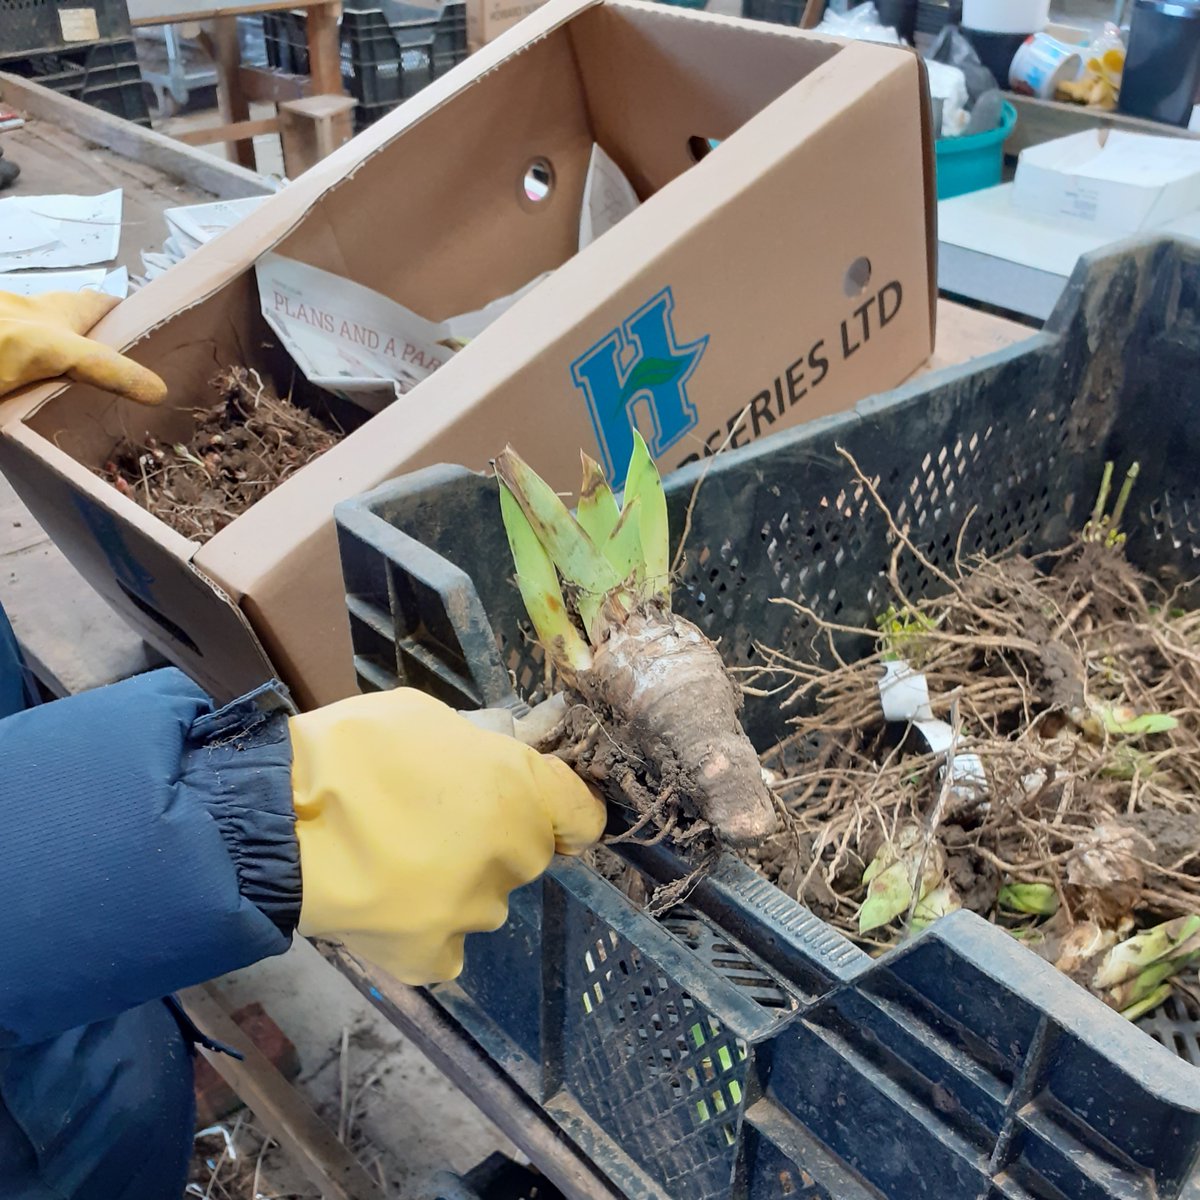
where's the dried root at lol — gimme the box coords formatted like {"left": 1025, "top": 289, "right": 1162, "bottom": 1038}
{"left": 744, "top": 453, "right": 1200, "bottom": 1016}
{"left": 100, "top": 367, "right": 342, "bottom": 542}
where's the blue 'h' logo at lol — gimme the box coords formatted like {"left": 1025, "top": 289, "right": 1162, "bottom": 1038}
{"left": 570, "top": 288, "right": 708, "bottom": 488}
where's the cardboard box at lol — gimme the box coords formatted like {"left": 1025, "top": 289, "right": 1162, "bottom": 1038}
{"left": 467, "top": 0, "right": 548, "bottom": 50}
{"left": 0, "top": 0, "right": 936, "bottom": 710}
{"left": 1013, "top": 130, "right": 1200, "bottom": 232}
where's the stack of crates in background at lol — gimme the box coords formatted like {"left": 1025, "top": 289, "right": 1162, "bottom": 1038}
{"left": 262, "top": 0, "right": 467, "bottom": 131}
{"left": 0, "top": 0, "right": 150, "bottom": 124}
{"left": 741, "top": 0, "right": 959, "bottom": 42}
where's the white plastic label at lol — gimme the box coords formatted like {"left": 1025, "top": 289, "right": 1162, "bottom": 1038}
{"left": 59, "top": 8, "right": 101, "bottom": 40}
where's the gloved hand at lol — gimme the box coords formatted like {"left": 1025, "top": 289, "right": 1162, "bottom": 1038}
{"left": 289, "top": 688, "right": 606, "bottom": 985}
{"left": 0, "top": 290, "right": 167, "bottom": 404}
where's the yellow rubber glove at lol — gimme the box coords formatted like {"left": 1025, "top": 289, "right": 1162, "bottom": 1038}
{"left": 290, "top": 688, "right": 606, "bottom": 985}
{"left": 0, "top": 291, "right": 166, "bottom": 404}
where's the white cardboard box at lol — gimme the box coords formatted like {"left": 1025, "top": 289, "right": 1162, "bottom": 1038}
{"left": 1013, "top": 130, "right": 1200, "bottom": 233}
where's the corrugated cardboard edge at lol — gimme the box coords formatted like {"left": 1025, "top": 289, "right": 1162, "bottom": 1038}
{"left": 0, "top": 4, "right": 937, "bottom": 702}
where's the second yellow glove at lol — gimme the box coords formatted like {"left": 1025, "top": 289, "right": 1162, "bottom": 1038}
{"left": 290, "top": 688, "right": 606, "bottom": 985}
{"left": 0, "top": 290, "right": 166, "bottom": 405}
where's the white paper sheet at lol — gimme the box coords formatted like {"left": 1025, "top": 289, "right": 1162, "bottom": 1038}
{"left": 255, "top": 144, "right": 639, "bottom": 412}
{"left": 0, "top": 266, "right": 128, "bottom": 298}
{"left": 0, "top": 211, "right": 59, "bottom": 255}
{"left": 163, "top": 195, "right": 269, "bottom": 253}
{"left": 579, "top": 144, "right": 640, "bottom": 249}
{"left": 0, "top": 190, "right": 123, "bottom": 271}
{"left": 256, "top": 253, "right": 550, "bottom": 412}
{"left": 136, "top": 195, "right": 270, "bottom": 287}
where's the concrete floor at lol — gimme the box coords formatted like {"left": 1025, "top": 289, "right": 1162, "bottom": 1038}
{"left": 209, "top": 939, "right": 517, "bottom": 1196}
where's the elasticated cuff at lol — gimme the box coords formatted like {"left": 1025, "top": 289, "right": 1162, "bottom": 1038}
{"left": 181, "top": 682, "right": 302, "bottom": 940}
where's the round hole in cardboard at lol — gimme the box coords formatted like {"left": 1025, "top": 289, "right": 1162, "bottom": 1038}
{"left": 844, "top": 256, "right": 872, "bottom": 297}
{"left": 522, "top": 158, "right": 555, "bottom": 203}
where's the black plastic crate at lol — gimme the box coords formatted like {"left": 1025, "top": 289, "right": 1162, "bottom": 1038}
{"left": 341, "top": 8, "right": 434, "bottom": 108}
{"left": 739, "top": 0, "right": 807, "bottom": 25}
{"left": 432, "top": 0, "right": 466, "bottom": 73}
{"left": 264, "top": 0, "right": 466, "bottom": 116}
{"left": 0, "top": 0, "right": 136, "bottom": 59}
{"left": 0, "top": 38, "right": 149, "bottom": 124}
{"left": 424, "top": 1154, "right": 566, "bottom": 1200}
{"left": 262, "top": 9, "right": 310, "bottom": 74}
{"left": 915, "top": 0, "right": 961, "bottom": 35}
{"left": 335, "top": 237, "right": 1200, "bottom": 1200}
{"left": 742, "top": 0, "right": 959, "bottom": 30}
{"left": 352, "top": 95, "right": 402, "bottom": 131}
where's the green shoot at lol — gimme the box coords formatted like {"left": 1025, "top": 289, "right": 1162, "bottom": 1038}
{"left": 622, "top": 432, "right": 671, "bottom": 605}
{"left": 998, "top": 882, "right": 1059, "bottom": 917}
{"left": 577, "top": 452, "right": 621, "bottom": 547}
{"left": 1108, "top": 461, "right": 1139, "bottom": 532}
{"left": 1083, "top": 460, "right": 1140, "bottom": 546}
{"left": 911, "top": 884, "right": 960, "bottom": 933}
{"left": 603, "top": 496, "right": 645, "bottom": 588}
{"left": 1079, "top": 703, "right": 1178, "bottom": 742}
{"left": 1093, "top": 915, "right": 1200, "bottom": 990}
{"left": 1086, "top": 460, "right": 1114, "bottom": 537}
{"left": 1118, "top": 981, "right": 1174, "bottom": 1022}
{"left": 1093, "top": 914, "right": 1200, "bottom": 1021}
{"left": 496, "top": 440, "right": 675, "bottom": 669}
{"left": 859, "top": 861, "right": 913, "bottom": 934}
{"left": 495, "top": 449, "right": 619, "bottom": 598}
{"left": 877, "top": 604, "right": 938, "bottom": 663}
{"left": 499, "top": 483, "right": 592, "bottom": 672}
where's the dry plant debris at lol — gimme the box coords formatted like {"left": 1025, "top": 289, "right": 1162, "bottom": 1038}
{"left": 742, "top": 455, "right": 1200, "bottom": 1020}
{"left": 100, "top": 367, "right": 342, "bottom": 543}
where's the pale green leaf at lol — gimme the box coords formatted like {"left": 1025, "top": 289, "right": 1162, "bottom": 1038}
{"left": 621, "top": 431, "right": 670, "bottom": 606}
{"left": 911, "top": 883, "right": 960, "bottom": 932}
{"left": 998, "top": 882, "right": 1060, "bottom": 917}
{"left": 603, "top": 495, "right": 645, "bottom": 587}
{"left": 1093, "top": 914, "right": 1200, "bottom": 990}
{"left": 1095, "top": 705, "right": 1179, "bottom": 737}
{"left": 858, "top": 861, "right": 913, "bottom": 934}
{"left": 577, "top": 452, "right": 620, "bottom": 547}
{"left": 495, "top": 447, "right": 620, "bottom": 598}
{"left": 499, "top": 483, "right": 591, "bottom": 672}
{"left": 1118, "top": 980, "right": 1173, "bottom": 1022}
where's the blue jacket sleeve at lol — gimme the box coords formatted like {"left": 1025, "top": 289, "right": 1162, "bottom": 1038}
{"left": 0, "top": 668, "right": 302, "bottom": 1047}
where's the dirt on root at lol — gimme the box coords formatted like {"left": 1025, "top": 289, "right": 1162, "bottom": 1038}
{"left": 100, "top": 367, "right": 343, "bottom": 543}
{"left": 731, "top": 457, "right": 1200, "bottom": 1014}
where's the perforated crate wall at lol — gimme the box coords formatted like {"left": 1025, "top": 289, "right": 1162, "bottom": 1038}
{"left": 336, "top": 237, "right": 1200, "bottom": 1198}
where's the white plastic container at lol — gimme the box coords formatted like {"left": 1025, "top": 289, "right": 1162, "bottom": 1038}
{"left": 962, "top": 0, "right": 1049, "bottom": 33}
{"left": 1009, "top": 32, "right": 1083, "bottom": 96}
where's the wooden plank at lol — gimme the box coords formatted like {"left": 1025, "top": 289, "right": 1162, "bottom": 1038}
{"left": 174, "top": 116, "right": 281, "bottom": 145}
{"left": 181, "top": 984, "right": 386, "bottom": 1200}
{"left": 924, "top": 298, "right": 1034, "bottom": 374}
{"left": 212, "top": 14, "right": 257, "bottom": 169}
{"left": 279, "top": 94, "right": 356, "bottom": 176}
{"left": 1004, "top": 93, "right": 1200, "bottom": 158}
{"left": 240, "top": 64, "right": 312, "bottom": 104}
{"left": 326, "top": 947, "right": 626, "bottom": 1200}
{"left": 306, "top": 2, "right": 346, "bottom": 97}
{"left": 1, "top": 116, "right": 234, "bottom": 275}
{"left": 0, "top": 73, "right": 274, "bottom": 200}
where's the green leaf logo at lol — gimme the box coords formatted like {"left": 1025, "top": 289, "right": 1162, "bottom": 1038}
{"left": 618, "top": 356, "right": 686, "bottom": 404}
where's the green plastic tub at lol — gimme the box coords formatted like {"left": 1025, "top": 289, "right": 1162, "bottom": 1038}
{"left": 935, "top": 101, "right": 1016, "bottom": 199}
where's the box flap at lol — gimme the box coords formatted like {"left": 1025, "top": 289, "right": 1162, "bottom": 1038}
{"left": 0, "top": 421, "right": 276, "bottom": 700}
